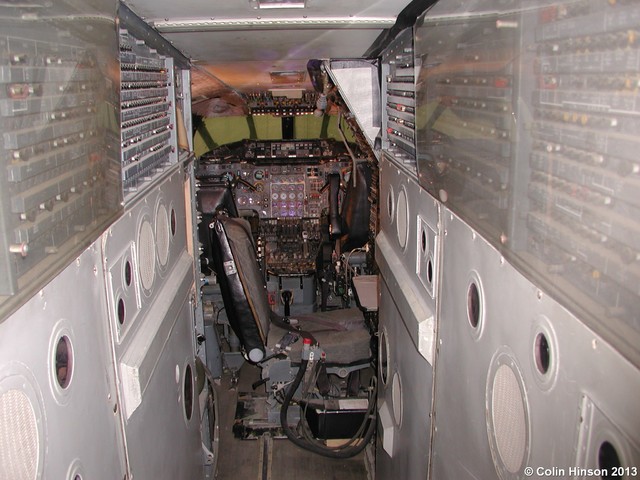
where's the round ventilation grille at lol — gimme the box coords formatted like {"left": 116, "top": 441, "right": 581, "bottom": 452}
{"left": 468, "top": 282, "right": 481, "bottom": 329}
{"left": 387, "top": 186, "right": 395, "bottom": 221}
{"left": 391, "top": 371, "right": 403, "bottom": 427}
{"left": 67, "top": 458, "right": 85, "bottom": 480}
{"left": 531, "top": 318, "right": 559, "bottom": 391}
{"left": 0, "top": 389, "right": 40, "bottom": 480}
{"left": 184, "top": 364, "right": 194, "bottom": 422}
{"left": 396, "top": 188, "right": 408, "bottom": 249}
{"left": 138, "top": 219, "right": 156, "bottom": 291}
{"left": 54, "top": 336, "right": 73, "bottom": 389}
{"left": 379, "top": 328, "right": 390, "bottom": 386}
{"left": 491, "top": 364, "right": 528, "bottom": 474}
{"left": 156, "top": 204, "right": 170, "bottom": 268}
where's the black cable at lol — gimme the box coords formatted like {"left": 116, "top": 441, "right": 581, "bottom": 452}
{"left": 280, "top": 359, "right": 377, "bottom": 459}
{"left": 196, "top": 357, "right": 219, "bottom": 470}
{"left": 299, "top": 374, "right": 376, "bottom": 451}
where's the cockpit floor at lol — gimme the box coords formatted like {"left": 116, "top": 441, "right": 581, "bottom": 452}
{"left": 214, "top": 362, "right": 370, "bottom": 480}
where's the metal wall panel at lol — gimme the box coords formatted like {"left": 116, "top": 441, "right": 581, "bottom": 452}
{"left": 375, "top": 154, "right": 440, "bottom": 479}
{"left": 377, "top": 154, "right": 439, "bottom": 365}
{"left": 0, "top": 244, "right": 126, "bottom": 480}
{"left": 102, "top": 166, "right": 202, "bottom": 480}
{"left": 102, "top": 168, "right": 192, "bottom": 358}
{"left": 431, "top": 209, "right": 640, "bottom": 480}
{"left": 376, "top": 279, "right": 433, "bottom": 480}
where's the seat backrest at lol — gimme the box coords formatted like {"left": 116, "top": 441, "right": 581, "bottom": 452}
{"left": 340, "top": 162, "right": 372, "bottom": 252}
{"left": 208, "top": 215, "right": 271, "bottom": 362}
{"left": 197, "top": 182, "right": 239, "bottom": 218}
{"left": 197, "top": 183, "right": 239, "bottom": 274}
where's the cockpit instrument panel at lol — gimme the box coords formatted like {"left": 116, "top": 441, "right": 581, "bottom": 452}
{"left": 197, "top": 139, "right": 354, "bottom": 276}
{"left": 197, "top": 139, "right": 352, "bottom": 219}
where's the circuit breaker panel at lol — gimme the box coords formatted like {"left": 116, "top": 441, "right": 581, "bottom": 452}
{"left": 525, "top": 2, "right": 640, "bottom": 351}
{"left": 119, "top": 27, "right": 178, "bottom": 199}
{"left": 382, "top": 28, "right": 417, "bottom": 173}
{"left": 415, "top": 0, "right": 640, "bottom": 364}
{"left": 0, "top": 1, "right": 122, "bottom": 319}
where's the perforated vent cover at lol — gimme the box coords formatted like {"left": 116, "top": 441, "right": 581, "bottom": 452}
{"left": 156, "top": 204, "right": 170, "bottom": 267}
{"left": 138, "top": 219, "right": 156, "bottom": 291}
{"left": 491, "top": 364, "right": 527, "bottom": 474}
{"left": 0, "top": 389, "right": 39, "bottom": 480}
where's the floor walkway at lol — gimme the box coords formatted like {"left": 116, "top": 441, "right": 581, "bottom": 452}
{"left": 213, "top": 363, "right": 371, "bottom": 480}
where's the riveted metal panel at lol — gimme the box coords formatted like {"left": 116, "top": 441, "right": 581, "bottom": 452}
{"left": 0, "top": 244, "right": 127, "bottom": 479}
{"left": 102, "top": 167, "right": 202, "bottom": 480}
{"left": 431, "top": 209, "right": 640, "bottom": 480}
{"left": 375, "top": 154, "right": 440, "bottom": 479}
{"left": 377, "top": 154, "right": 440, "bottom": 364}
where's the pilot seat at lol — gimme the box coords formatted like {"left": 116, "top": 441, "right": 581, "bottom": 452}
{"left": 206, "top": 213, "right": 376, "bottom": 458}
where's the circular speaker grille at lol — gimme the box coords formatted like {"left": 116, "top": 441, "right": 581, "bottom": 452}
{"left": 0, "top": 389, "right": 39, "bottom": 480}
{"left": 138, "top": 219, "right": 156, "bottom": 291}
{"left": 156, "top": 203, "right": 170, "bottom": 268}
{"left": 491, "top": 364, "right": 527, "bottom": 474}
{"left": 396, "top": 188, "right": 408, "bottom": 249}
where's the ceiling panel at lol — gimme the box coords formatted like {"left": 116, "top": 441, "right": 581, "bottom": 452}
{"left": 126, "top": 0, "right": 412, "bottom": 24}
{"left": 163, "top": 28, "right": 382, "bottom": 64}
{"left": 123, "top": 0, "right": 414, "bottom": 111}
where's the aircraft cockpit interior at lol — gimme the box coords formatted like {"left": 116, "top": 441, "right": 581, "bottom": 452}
{"left": 1, "top": 0, "right": 639, "bottom": 479}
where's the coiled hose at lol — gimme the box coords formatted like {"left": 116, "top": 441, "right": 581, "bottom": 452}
{"left": 280, "top": 359, "right": 377, "bottom": 459}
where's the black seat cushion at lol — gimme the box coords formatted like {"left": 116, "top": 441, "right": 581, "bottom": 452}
{"left": 268, "top": 308, "right": 371, "bottom": 366}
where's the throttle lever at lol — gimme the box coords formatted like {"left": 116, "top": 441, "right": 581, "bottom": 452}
{"left": 236, "top": 177, "right": 258, "bottom": 191}
{"left": 229, "top": 175, "right": 257, "bottom": 192}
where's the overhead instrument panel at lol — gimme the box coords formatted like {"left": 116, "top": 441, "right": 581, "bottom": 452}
{"left": 246, "top": 90, "right": 319, "bottom": 116}
{"left": 0, "top": 0, "right": 121, "bottom": 321}
{"left": 243, "top": 139, "right": 337, "bottom": 161}
{"left": 415, "top": 0, "right": 640, "bottom": 366}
